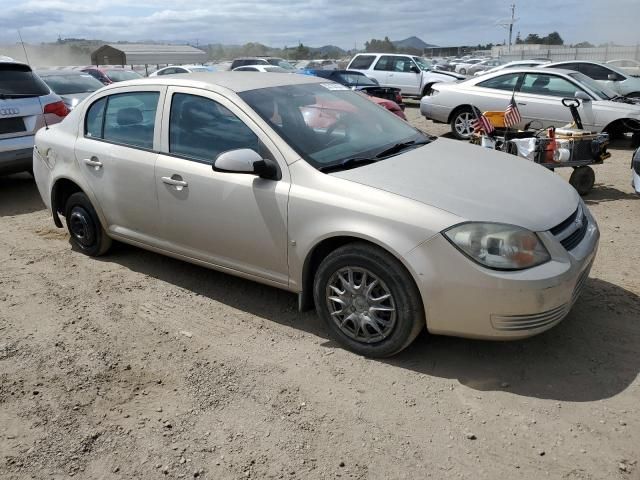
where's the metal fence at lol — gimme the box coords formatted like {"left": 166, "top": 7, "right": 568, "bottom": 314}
{"left": 494, "top": 45, "right": 640, "bottom": 62}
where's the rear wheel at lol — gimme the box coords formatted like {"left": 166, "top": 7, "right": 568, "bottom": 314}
{"left": 65, "top": 192, "right": 112, "bottom": 256}
{"left": 459, "top": 68, "right": 467, "bottom": 75}
{"left": 569, "top": 166, "right": 595, "bottom": 196}
{"left": 450, "top": 107, "right": 475, "bottom": 140}
{"left": 313, "top": 243, "right": 424, "bottom": 358}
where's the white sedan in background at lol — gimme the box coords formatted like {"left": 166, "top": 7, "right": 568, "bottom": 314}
{"left": 421, "top": 67, "right": 640, "bottom": 140}
{"left": 543, "top": 61, "right": 640, "bottom": 98}
{"left": 607, "top": 59, "right": 640, "bottom": 77}
{"left": 478, "top": 60, "right": 549, "bottom": 76}
{"left": 149, "top": 65, "right": 216, "bottom": 77}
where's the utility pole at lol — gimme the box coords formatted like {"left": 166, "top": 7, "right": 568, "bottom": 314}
{"left": 496, "top": 3, "right": 518, "bottom": 53}
{"left": 508, "top": 4, "right": 515, "bottom": 52}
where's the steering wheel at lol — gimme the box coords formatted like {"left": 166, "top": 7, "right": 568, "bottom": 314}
{"left": 325, "top": 114, "right": 353, "bottom": 147}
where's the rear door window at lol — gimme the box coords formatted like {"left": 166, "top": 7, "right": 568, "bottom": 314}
{"left": 93, "top": 92, "right": 160, "bottom": 149}
{"left": 85, "top": 97, "right": 107, "bottom": 138}
{"left": 0, "top": 63, "right": 50, "bottom": 96}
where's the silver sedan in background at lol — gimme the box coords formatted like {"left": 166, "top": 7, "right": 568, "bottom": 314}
{"left": 421, "top": 67, "right": 640, "bottom": 139}
{"left": 33, "top": 73, "right": 598, "bottom": 356}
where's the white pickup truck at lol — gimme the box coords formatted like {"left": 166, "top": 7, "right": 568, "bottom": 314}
{"left": 346, "top": 53, "right": 465, "bottom": 98}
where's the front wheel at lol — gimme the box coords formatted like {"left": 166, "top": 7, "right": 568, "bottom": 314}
{"left": 450, "top": 107, "right": 475, "bottom": 140}
{"left": 313, "top": 243, "right": 424, "bottom": 357}
{"left": 65, "top": 192, "right": 112, "bottom": 256}
{"left": 459, "top": 68, "right": 467, "bottom": 75}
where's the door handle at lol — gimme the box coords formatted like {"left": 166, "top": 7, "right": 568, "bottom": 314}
{"left": 517, "top": 102, "right": 527, "bottom": 106}
{"left": 161, "top": 176, "right": 188, "bottom": 189}
{"left": 83, "top": 157, "right": 103, "bottom": 170}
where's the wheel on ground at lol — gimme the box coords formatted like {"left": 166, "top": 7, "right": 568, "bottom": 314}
{"left": 569, "top": 166, "right": 595, "bottom": 196}
{"left": 64, "top": 192, "right": 112, "bottom": 256}
{"left": 313, "top": 242, "right": 425, "bottom": 357}
{"left": 450, "top": 107, "right": 475, "bottom": 140}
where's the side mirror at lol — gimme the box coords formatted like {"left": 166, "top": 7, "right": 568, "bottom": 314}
{"left": 213, "top": 148, "right": 280, "bottom": 180}
{"left": 575, "top": 91, "right": 591, "bottom": 102}
{"left": 410, "top": 65, "right": 420, "bottom": 74}
{"left": 607, "top": 73, "right": 617, "bottom": 81}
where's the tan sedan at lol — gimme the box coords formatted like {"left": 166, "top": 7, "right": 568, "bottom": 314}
{"left": 33, "top": 73, "right": 598, "bottom": 357}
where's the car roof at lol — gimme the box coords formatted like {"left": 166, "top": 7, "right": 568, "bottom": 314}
{"left": 109, "top": 71, "right": 325, "bottom": 93}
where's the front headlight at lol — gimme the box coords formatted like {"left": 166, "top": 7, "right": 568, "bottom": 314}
{"left": 443, "top": 222, "right": 550, "bottom": 271}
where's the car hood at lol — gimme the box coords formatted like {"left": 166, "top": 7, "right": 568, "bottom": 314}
{"left": 331, "top": 138, "right": 579, "bottom": 232}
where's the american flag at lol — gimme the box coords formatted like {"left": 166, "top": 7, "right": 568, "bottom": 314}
{"left": 471, "top": 106, "right": 495, "bottom": 135}
{"left": 504, "top": 97, "right": 522, "bottom": 128}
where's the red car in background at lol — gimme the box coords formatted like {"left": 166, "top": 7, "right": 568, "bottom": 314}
{"left": 79, "top": 66, "right": 143, "bottom": 85}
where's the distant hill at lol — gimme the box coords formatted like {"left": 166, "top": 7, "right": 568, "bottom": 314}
{"left": 310, "top": 45, "right": 347, "bottom": 56}
{"left": 392, "top": 36, "right": 438, "bottom": 50}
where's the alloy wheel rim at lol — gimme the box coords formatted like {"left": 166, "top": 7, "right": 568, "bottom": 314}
{"left": 69, "top": 207, "right": 96, "bottom": 247}
{"left": 326, "top": 267, "right": 397, "bottom": 344}
{"left": 455, "top": 112, "right": 473, "bottom": 137}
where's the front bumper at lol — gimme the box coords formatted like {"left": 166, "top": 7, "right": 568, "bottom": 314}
{"left": 405, "top": 210, "right": 599, "bottom": 340}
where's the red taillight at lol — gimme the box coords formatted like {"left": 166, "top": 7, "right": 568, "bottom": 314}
{"left": 44, "top": 101, "right": 70, "bottom": 118}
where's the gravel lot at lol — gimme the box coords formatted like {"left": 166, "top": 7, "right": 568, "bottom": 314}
{"left": 1, "top": 105, "right": 639, "bottom": 480}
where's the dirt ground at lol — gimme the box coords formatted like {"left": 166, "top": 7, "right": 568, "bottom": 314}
{"left": 1, "top": 105, "right": 639, "bottom": 480}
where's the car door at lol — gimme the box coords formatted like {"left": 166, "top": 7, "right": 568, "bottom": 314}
{"left": 154, "top": 87, "right": 290, "bottom": 285}
{"left": 374, "top": 56, "right": 421, "bottom": 95}
{"left": 515, "top": 72, "right": 596, "bottom": 129}
{"left": 74, "top": 87, "right": 165, "bottom": 241}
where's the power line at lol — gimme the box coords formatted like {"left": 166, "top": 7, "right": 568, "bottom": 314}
{"left": 496, "top": 3, "right": 519, "bottom": 52}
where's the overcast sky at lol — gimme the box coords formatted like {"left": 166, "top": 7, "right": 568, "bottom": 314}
{"left": 1, "top": 0, "right": 639, "bottom": 49}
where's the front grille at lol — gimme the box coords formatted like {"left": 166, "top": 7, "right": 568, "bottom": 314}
{"left": 551, "top": 204, "right": 589, "bottom": 251}
{"left": 0, "top": 117, "right": 26, "bottom": 135}
{"left": 491, "top": 304, "right": 569, "bottom": 331}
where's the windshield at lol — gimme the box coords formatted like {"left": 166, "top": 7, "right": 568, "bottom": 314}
{"left": 334, "top": 72, "right": 377, "bottom": 86}
{"left": 268, "top": 59, "right": 296, "bottom": 70}
{"left": 263, "top": 66, "right": 288, "bottom": 72}
{"left": 106, "top": 69, "right": 142, "bottom": 82}
{"left": 568, "top": 72, "right": 618, "bottom": 100}
{"left": 239, "top": 83, "right": 428, "bottom": 171}
{"left": 412, "top": 57, "right": 433, "bottom": 71}
{"left": 190, "top": 66, "right": 215, "bottom": 72}
{"left": 40, "top": 73, "right": 103, "bottom": 95}
{"left": 0, "top": 63, "right": 50, "bottom": 96}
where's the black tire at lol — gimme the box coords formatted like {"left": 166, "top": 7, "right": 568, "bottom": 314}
{"left": 313, "top": 242, "right": 424, "bottom": 358}
{"left": 459, "top": 68, "right": 466, "bottom": 75}
{"left": 450, "top": 107, "right": 474, "bottom": 140}
{"left": 569, "top": 166, "right": 595, "bottom": 196}
{"left": 627, "top": 92, "right": 640, "bottom": 99}
{"left": 64, "top": 192, "right": 112, "bottom": 256}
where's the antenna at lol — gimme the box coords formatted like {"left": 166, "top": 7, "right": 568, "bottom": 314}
{"left": 17, "top": 29, "right": 49, "bottom": 130}
{"left": 496, "top": 3, "right": 519, "bottom": 53}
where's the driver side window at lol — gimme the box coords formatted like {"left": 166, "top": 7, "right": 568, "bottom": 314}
{"left": 168, "top": 93, "right": 260, "bottom": 164}
{"left": 520, "top": 73, "right": 582, "bottom": 97}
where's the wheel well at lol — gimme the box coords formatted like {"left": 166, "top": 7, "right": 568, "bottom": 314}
{"left": 604, "top": 118, "right": 640, "bottom": 139}
{"left": 447, "top": 105, "right": 473, "bottom": 124}
{"left": 298, "top": 236, "right": 421, "bottom": 313}
{"left": 51, "top": 178, "right": 83, "bottom": 227}
{"left": 421, "top": 83, "right": 434, "bottom": 97}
